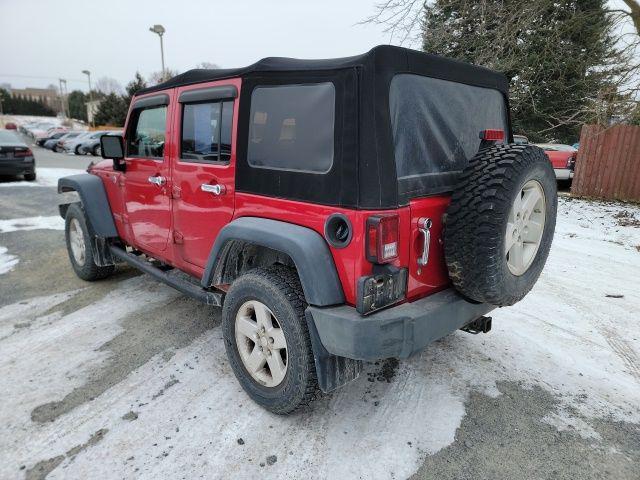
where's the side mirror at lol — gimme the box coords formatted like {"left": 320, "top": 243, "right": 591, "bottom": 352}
{"left": 100, "top": 135, "right": 126, "bottom": 171}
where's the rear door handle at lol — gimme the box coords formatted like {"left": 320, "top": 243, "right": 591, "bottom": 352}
{"left": 148, "top": 175, "right": 166, "bottom": 186}
{"left": 201, "top": 184, "right": 226, "bottom": 195}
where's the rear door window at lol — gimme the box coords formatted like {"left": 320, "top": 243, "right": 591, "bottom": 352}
{"left": 181, "top": 100, "right": 233, "bottom": 163}
{"left": 389, "top": 74, "right": 508, "bottom": 190}
{"left": 247, "top": 83, "right": 335, "bottom": 174}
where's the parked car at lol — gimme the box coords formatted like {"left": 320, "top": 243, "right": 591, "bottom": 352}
{"left": 67, "top": 130, "right": 111, "bottom": 155}
{"left": 60, "top": 131, "right": 93, "bottom": 154}
{"left": 51, "top": 131, "right": 84, "bottom": 152}
{"left": 0, "top": 130, "right": 36, "bottom": 180}
{"left": 25, "top": 121, "right": 58, "bottom": 139}
{"left": 536, "top": 143, "right": 577, "bottom": 181}
{"left": 513, "top": 134, "right": 529, "bottom": 144}
{"left": 58, "top": 45, "right": 557, "bottom": 414}
{"left": 4, "top": 122, "right": 17, "bottom": 130}
{"left": 80, "top": 131, "right": 122, "bottom": 156}
{"left": 36, "top": 129, "right": 68, "bottom": 146}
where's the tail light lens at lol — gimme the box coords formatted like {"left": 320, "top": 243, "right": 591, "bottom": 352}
{"left": 14, "top": 148, "right": 33, "bottom": 157}
{"left": 479, "top": 129, "right": 505, "bottom": 142}
{"left": 366, "top": 214, "right": 399, "bottom": 264}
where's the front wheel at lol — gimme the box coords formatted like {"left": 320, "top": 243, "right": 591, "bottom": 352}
{"left": 222, "top": 266, "right": 319, "bottom": 414}
{"left": 65, "top": 203, "right": 114, "bottom": 281}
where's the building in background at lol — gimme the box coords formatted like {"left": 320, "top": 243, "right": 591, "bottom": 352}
{"left": 9, "top": 86, "right": 60, "bottom": 113}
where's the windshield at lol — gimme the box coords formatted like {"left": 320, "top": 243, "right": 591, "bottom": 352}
{"left": 390, "top": 74, "right": 509, "bottom": 195}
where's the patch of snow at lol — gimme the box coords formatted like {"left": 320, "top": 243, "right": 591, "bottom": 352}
{"left": 0, "top": 167, "right": 86, "bottom": 188}
{"left": 0, "top": 246, "right": 18, "bottom": 275}
{"left": 0, "top": 197, "right": 638, "bottom": 480}
{"left": 0, "top": 216, "right": 64, "bottom": 233}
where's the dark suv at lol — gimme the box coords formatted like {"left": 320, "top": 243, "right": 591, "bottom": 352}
{"left": 58, "top": 45, "right": 557, "bottom": 413}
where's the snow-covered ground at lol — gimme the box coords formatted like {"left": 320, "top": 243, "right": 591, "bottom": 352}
{"left": 0, "top": 196, "right": 638, "bottom": 479}
{"left": 0, "top": 168, "right": 85, "bottom": 188}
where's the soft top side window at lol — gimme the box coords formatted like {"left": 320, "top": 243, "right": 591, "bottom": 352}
{"left": 126, "top": 105, "right": 167, "bottom": 159}
{"left": 247, "top": 82, "right": 335, "bottom": 174}
{"left": 181, "top": 100, "right": 233, "bottom": 163}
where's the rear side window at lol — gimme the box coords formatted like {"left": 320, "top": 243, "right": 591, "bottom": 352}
{"left": 181, "top": 101, "right": 233, "bottom": 163}
{"left": 247, "top": 83, "right": 335, "bottom": 174}
{"left": 127, "top": 106, "right": 167, "bottom": 158}
{"left": 390, "top": 74, "right": 508, "bottom": 180}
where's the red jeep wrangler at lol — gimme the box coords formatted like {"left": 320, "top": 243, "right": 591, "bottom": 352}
{"left": 58, "top": 46, "right": 557, "bottom": 413}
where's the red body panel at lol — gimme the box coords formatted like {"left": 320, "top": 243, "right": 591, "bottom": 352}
{"left": 544, "top": 149, "right": 573, "bottom": 169}
{"left": 92, "top": 78, "right": 452, "bottom": 308}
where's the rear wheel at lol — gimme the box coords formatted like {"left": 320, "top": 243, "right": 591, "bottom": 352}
{"left": 444, "top": 144, "right": 557, "bottom": 306}
{"left": 74, "top": 145, "right": 82, "bottom": 155}
{"left": 222, "top": 266, "right": 319, "bottom": 414}
{"left": 92, "top": 145, "right": 101, "bottom": 156}
{"left": 65, "top": 203, "right": 114, "bottom": 281}
{"left": 24, "top": 172, "right": 36, "bottom": 181}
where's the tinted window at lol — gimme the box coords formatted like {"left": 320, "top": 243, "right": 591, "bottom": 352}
{"left": 181, "top": 101, "right": 233, "bottom": 162}
{"left": 127, "top": 106, "right": 167, "bottom": 158}
{"left": 390, "top": 74, "right": 508, "bottom": 179}
{"left": 247, "top": 83, "right": 335, "bottom": 174}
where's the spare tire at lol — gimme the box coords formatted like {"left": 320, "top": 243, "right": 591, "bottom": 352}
{"left": 444, "top": 144, "right": 557, "bottom": 306}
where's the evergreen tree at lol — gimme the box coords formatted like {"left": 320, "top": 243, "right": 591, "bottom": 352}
{"left": 422, "top": 0, "right": 630, "bottom": 142}
{"left": 68, "top": 90, "right": 88, "bottom": 121}
{"left": 93, "top": 93, "right": 128, "bottom": 126}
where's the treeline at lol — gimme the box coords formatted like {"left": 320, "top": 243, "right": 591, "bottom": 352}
{"left": 0, "top": 89, "right": 56, "bottom": 116}
{"left": 92, "top": 73, "right": 147, "bottom": 127}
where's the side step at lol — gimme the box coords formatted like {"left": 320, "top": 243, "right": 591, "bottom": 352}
{"left": 108, "top": 245, "right": 223, "bottom": 306}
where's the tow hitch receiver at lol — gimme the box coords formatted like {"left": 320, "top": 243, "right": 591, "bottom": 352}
{"left": 461, "top": 316, "right": 492, "bottom": 334}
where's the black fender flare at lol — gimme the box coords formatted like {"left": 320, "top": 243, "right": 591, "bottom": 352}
{"left": 57, "top": 174, "right": 118, "bottom": 238}
{"left": 201, "top": 217, "right": 345, "bottom": 307}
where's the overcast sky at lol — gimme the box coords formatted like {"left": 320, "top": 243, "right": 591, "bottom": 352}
{"left": 0, "top": 0, "right": 392, "bottom": 91}
{"left": 1, "top": 0, "right": 633, "bottom": 93}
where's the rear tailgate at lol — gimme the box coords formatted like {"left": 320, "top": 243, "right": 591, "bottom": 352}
{"left": 406, "top": 195, "right": 451, "bottom": 301}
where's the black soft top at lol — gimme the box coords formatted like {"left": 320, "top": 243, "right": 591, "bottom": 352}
{"left": 137, "top": 45, "right": 510, "bottom": 209}
{"left": 137, "top": 45, "right": 508, "bottom": 97}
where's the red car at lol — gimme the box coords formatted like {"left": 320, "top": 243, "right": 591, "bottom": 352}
{"left": 4, "top": 122, "right": 17, "bottom": 130}
{"left": 58, "top": 46, "right": 557, "bottom": 413}
{"left": 536, "top": 143, "right": 577, "bottom": 181}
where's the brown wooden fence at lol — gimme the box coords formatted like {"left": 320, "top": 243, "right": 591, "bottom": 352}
{"left": 572, "top": 124, "right": 640, "bottom": 202}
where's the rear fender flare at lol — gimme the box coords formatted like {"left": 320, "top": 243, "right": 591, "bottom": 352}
{"left": 202, "top": 217, "right": 345, "bottom": 307}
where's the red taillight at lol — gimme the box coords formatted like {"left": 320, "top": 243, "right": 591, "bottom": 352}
{"left": 479, "top": 129, "right": 505, "bottom": 142}
{"left": 366, "top": 214, "right": 399, "bottom": 264}
{"left": 14, "top": 148, "right": 32, "bottom": 157}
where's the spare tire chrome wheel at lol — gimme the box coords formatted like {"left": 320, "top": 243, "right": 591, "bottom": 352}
{"left": 444, "top": 144, "right": 557, "bottom": 306}
{"left": 235, "top": 300, "right": 288, "bottom": 387}
{"left": 505, "top": 180, "right": 546, "bottom": 276}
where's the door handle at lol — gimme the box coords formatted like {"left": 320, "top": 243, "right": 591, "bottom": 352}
{"left": 417, "top": 217, "right": 432, "bottom": 267}
{"left": 201, "top": 183, "right": 226, "bottom": 195}
{"left": 148, "top": 175, "right": 166, "bottom": 186}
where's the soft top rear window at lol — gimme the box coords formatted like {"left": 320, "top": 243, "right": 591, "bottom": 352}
{"left": 390, "top": 74, "right": 508, "bottom": 195}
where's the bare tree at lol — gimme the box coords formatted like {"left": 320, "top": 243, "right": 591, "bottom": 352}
{"left": 94, "top": 77, "right": 123, "bottom": 95}
{"left": 195, "top": 62, "right": 220, "bottom": 69}
{"left": 148, "top": 69, "right": 180, "bottom": 86}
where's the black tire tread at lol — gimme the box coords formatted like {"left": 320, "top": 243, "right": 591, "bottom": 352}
{"left": 65, "top": 203, "right": 115, "bottom": 281}
{"left": 444, "top": 143, "right": 556, "bottom": 306}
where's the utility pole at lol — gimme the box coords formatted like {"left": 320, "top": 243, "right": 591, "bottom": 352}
{"left": 149, "top": 24, "right": 166, "bottom": 80}
{"left": 58, "top": 78, "right": 66, "bottom": 118}
{"left": 82, "top": 70, "right": 95, "bottom": 128}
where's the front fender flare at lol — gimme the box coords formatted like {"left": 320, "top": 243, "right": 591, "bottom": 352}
{"left": 202, "top": 217, "right": 345, "bottom": 307}
{"left": 58, "top": 174, "right": 118, "bottom": 238}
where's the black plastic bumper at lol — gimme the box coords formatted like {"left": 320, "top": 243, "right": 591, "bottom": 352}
{"left": 306, "top": 288, "right": 495, "bottom": 361}
{"left": 0, "top": 160, "right": 34, "bottom": 175}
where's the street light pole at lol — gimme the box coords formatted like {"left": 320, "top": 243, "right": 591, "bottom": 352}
{"left": 58, "top": 78, "right": 66, "bottom": 118}
{"left": 149, "top": 24, "right": 166, "bottom": 80}
{"left": 82, "top": 70, "right": 94, "bottom": 128}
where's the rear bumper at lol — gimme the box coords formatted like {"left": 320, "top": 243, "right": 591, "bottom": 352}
{"left": 0, "top": 160, "right": 34, "bottom": 175}
{"left": 307, "top": 288, "right": 495, "bottom": 361}
{"left": 554, "top": 168, "right": 573, "bottom": 180}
